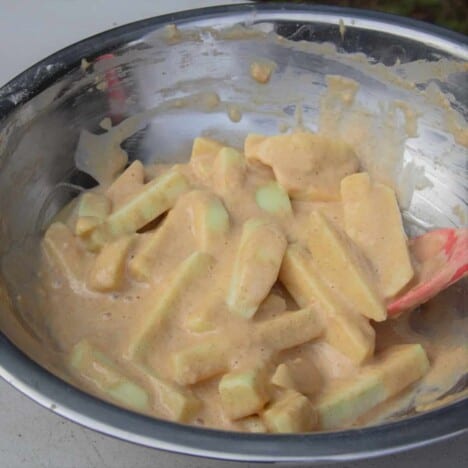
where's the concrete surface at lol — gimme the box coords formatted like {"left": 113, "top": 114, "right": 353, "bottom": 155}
{"left": 0, "top": 1, "right": 467, "bottom": 467}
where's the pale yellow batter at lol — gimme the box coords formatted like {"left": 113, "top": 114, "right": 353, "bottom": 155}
{"left": 33, "top": 130, "right": 467, "bottom": 433}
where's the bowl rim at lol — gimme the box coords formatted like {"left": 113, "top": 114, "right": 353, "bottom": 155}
{"left": 1, "top": 334, "right": 467, "bottom": 462}
{"left": 1, "top": 2, "right": 467, "bottom": 115}
{"left": 0, "top": 3, "right": 467, "bottom": 462}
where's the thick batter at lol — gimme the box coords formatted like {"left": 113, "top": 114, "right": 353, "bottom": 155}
{"left": 33, "top": 130, "right": 467, "bottom": 433}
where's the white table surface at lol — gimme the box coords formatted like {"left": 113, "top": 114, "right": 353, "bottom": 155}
{"left": 0, "top": 1, "right": 467, "bottom": 467}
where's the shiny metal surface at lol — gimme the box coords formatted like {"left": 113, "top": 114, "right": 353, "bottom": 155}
{"left": 0, "top": 3, "right": 466, "bottom": 463}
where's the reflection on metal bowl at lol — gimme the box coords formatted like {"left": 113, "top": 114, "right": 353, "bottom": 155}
{"left": 0, "top": 4, "right": 466, "bottom": 463}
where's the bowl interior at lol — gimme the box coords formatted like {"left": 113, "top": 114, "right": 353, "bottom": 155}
{"left": 0, "top": 4, "right": 466, "bottom": 462}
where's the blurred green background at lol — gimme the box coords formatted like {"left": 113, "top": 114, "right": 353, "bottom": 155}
{"left": 262, "top": 0, "right": 468, "bottom": 34}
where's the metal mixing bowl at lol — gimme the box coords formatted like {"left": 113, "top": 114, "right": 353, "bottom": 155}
{"left": 0, "top": 3, "right": 466, "bottom": 463}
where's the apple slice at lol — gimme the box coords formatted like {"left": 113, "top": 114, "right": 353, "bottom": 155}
{"left": 227, "top": 219, "right": 287, "bottom": 319}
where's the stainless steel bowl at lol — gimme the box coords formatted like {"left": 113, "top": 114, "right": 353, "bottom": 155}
{"left": 0, "top": 3, "right": 467, "bottom": 463}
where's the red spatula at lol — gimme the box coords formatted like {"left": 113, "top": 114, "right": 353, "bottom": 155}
{"left": 388, "top": 228, "right": 468, "bottom": 317}
{"left": 94, "top": 53, "right": 127, "bottom": 124}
